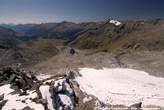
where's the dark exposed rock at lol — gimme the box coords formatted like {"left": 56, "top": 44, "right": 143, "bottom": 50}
{"left": 0, "top": 66, "right": 38, "bottom": 92}
{"left": 0, "top": 94, "right": 4, "bottom": 101}
{"left": 0, "top": 100, "right": 8, "bottom": 109}
{"left": 70, "top": 48, "right": 76, "bottom": 55}
{"left": 21, "top": 106, "right": 34, "bottom": 110}
{"left": 67, "top": 71, "right": 78, "bottom": 79}
{"left": 129, "top": 102, "right": 142, "bottom": 110}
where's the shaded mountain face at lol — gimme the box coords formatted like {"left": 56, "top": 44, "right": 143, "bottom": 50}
{"left": 0, "top": 24, "right": 34, "bottom": 32}
{"left": 24, "top": 21, "right": 99, "bottom": 41}
{"left": 24, "top": 22, "right": 80, "bottom": 40}
{"left": 0, "top": 26, "right": 20, "bottom": 48}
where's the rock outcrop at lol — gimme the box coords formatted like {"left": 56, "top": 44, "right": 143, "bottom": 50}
{"left": 0, "top": 66, "right": 78, "bottom": 110}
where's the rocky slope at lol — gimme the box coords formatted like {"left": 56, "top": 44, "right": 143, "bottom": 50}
{"left": 70, "top": 19, "right": 164, "bottom": 51}
{"left": 0, "top": 40, "right": 59, "bottom": 67}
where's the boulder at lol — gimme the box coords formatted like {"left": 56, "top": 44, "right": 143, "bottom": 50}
{"left": 129, "top": 102, "right": 142, "bottom": 110}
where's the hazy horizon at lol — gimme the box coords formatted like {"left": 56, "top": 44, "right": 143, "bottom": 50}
{"left": 0, "top": 0, "right": 164, "bottom": 24}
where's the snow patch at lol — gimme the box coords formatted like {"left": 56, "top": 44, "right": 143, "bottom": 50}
{"left": 83, "top": 96, "right": 92, "bottom": 103}
{"left": 58, "top": 94, "right": 74, "bottom": 109}
{"left": 0, "top": 84, "right": 44, "bottom": 110}
{"left": 0, "top": 77, "right": 75, "bottom": 110}
{"left": 39, "top": 85, "right": 54, "bottom": 110}
{"left": 36, "top": 74, "right": 52, "bottom": 80}
{"left": 76, "top": 68, "right": 164, "bottom": 107}
{"left": 109, "top": 20, "right": 121, "bottom": 26}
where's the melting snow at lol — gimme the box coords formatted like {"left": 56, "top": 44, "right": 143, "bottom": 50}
{"left": 76, "top": 68, "right": 164, "bottom": 107}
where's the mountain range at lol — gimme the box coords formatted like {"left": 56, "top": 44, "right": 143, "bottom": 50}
{"left": 0, "top": 18, "right": 164, "bottom": 68}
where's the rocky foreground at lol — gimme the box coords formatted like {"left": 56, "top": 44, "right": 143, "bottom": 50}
{"left": 0, "top": 66, "right": 80, "bottom": 110}
{"left": 0, "top": 66, "right": 163, "bottom": 110}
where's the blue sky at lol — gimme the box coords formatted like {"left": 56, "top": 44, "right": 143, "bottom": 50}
{"left": 0, "top": 0, "right": 164, "bottom": 24}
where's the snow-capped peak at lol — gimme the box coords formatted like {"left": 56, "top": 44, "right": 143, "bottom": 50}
{"left": 109, "top": 19, "right": 121, "bottom": 26}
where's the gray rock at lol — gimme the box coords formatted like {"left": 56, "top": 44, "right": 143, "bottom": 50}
{"left": 0, "top": 94, "right": 4, "bottom": 101}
